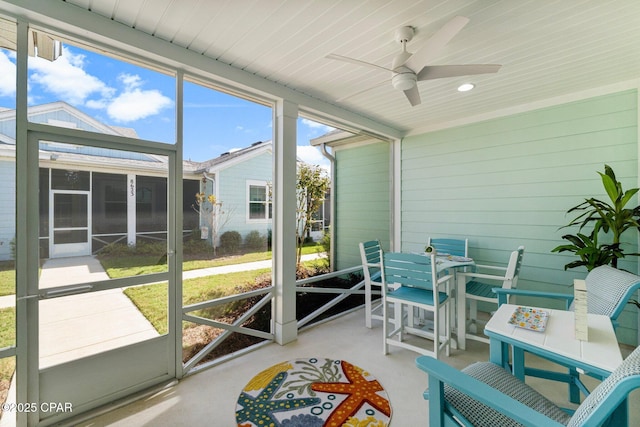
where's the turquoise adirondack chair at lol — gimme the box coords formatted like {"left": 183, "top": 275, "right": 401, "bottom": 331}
{"left": 457, "top": 246, "right": 525, "bottom": 343}
{"left": 416, "top": 344, "right": 640, "bottom": 427}
{"left": 427, "top": 237, "right": 469, "bottom": 257}
{"left": 359, "top": 240, "right": 383, "bottom": 328}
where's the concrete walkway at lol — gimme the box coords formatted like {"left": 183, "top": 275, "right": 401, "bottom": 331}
{"left": 1, "top": 252, "right": 325, "bottom": 366}
{"left": 0, "top": 252, "right": 325, "bottom": 427}
{"left": 0, "top": 253, "right": 324, "bottom": 310}
{"left": 1, "top": 256, "right": 158, "bottom": 361}
{"left": 2, "top": 253, "right": 325, "bottom": 365}
{"left": 36, "top": 256, "right": 161, "bottom": 368}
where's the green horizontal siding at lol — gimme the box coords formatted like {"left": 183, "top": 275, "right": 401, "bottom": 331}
{"left": 401, "top": 89, "right": 638, "bottom": 344}
{"left": 217, "top": 152, "right": 273, "bottom": 240}
{"left": 334, "top": 141, "right": 391, "bottom": 270}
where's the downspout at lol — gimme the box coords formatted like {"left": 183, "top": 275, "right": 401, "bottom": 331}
{"left": 203, "top": 172, "right": 215, "bottom": 187}
{"left": 202, "top": 172, "right": 215, "bottom": 243}
{"left": 320, "top": 143, "right": 336, "bottom": 270}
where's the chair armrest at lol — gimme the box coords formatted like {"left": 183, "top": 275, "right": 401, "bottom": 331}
{"left": 492, "top": 288, "right": 574, "bottom": 309}
{"left": 415, "top": 356, "right": 565, "bottom": 427}
{"left": 436, "top": 274, "right": 453, "bottom": 295}
{"left": 457, "top": 271, "right": 507, "bottom": 282}
{"left": 436, "top": 274, "right": 453, "bottom": 286}
{"left": 473, "top": 264, "right": 508, "bottom": 272}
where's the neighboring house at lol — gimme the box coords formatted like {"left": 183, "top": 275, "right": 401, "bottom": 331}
{"left": 0, "top": 102, "right": 278, "bottom": 260}
{"left": 187, "top": 140, "right": 274, "bottom": 247}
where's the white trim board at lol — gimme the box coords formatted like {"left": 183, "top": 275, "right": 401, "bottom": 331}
{"left": 407, "top": 79, "right": 640, "bottom": 137}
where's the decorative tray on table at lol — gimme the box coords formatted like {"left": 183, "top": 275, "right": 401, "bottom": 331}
{"left": 507, "top": 306, "right": 549, "bottom": 332}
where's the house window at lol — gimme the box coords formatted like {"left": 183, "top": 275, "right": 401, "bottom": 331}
{"left": 248, "top": 180, "right": 271, "bottom": 221}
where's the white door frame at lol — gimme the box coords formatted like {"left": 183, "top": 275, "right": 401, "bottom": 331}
{"left": 22, "top": 128, "right": 178, "bottom": 426}
{"left": 49, "top": 188, "right": 91, "bottom": 258}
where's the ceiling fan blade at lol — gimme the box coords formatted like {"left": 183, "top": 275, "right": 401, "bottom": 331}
{"left": 336, "top": 79, "right": 390, "bottom": 103}
{"left": 403, "top": 85, "right": 421, "bottom": 106}
{"left": 417, "top": 64, "right": 501, "bottom": 81}
{"left": 403, "top": 15, "right": 470, "bottom": 72}
{"left": 325, "top": 53, "right": 393, "bottom": 73}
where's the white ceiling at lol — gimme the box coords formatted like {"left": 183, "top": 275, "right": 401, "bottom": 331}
{"left": 17, "top": 1, "right": 640, "bottom": 136}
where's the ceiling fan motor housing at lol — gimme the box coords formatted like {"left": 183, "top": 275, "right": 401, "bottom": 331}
{"left": 392, "top": 67, "right": 417, "bottom": 91}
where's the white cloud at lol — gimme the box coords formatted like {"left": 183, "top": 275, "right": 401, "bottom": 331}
{"left": 297, "top": 144, "right": 330, "bottom": 174}
{"left": 301, "top": 118, "right": 334, "bottom": 133}
{"left": 104, "top": 73, "right": 172, "bottom": 122}
{"left": 85, "top": 99, "right": 108, "bottom": 109}
{"left": 119, "top": 73, "right": 142, "bottom": 90}
{"left": 299, "top": 119, "right": 335, "bottom": 151}
{"left": 29, "top": 47, "right": 113, "bottom": 105}
{"left": 25, "top": 49, "right": 172, "bottom": 123}
{"left": 107, "top": 88, "right": 173, "bottom": 122}
{"left": 0, "top": 51, "right": 16, "bottom": 97}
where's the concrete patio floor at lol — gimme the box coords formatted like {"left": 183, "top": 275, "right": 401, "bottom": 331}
{"left": 71, "top": 308, "right": 640, "bottom": 427}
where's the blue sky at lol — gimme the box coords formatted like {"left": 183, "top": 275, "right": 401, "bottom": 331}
{"left": 0, "top": 44, "right": 332, "bottom": 169}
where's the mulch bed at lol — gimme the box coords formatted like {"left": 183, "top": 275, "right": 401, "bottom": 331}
{"left": 182, "top": 266, "right": 364, "bottom": 365}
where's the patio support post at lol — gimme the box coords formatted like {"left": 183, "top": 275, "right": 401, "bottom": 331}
{"left": 127, "top": 173, "right": 136, "bottom": 246}
{"left": 15, "top": 18, "right": 39, "bottom": 427}
{"left": 273, "top": 99, "right": 298, "bottom": 345}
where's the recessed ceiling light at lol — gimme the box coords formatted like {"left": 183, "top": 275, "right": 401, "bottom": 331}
{"left": 457, "top": 83, "right": 475, "bottom": 92}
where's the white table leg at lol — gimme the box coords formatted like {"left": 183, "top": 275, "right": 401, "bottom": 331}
{"left": 456, "top": 274, "right": 467, "bottom": 350}
{"left": 365, "top": 277, "right": 372, "bottom": 328}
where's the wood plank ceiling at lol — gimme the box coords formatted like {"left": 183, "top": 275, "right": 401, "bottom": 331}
{"left": 54, "top": 0, "right": 640, "bottom": 135}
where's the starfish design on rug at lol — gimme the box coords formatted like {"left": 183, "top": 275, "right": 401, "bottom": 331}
{"left": 310, "top": 360, "right": 391, "bottom": 427}
{"left": 236, "top": 371, "right": 321, "bottom": 426}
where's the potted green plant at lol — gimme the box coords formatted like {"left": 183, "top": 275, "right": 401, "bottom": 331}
{"left": 552, "top": 164, "right": 640, "bottom": 271}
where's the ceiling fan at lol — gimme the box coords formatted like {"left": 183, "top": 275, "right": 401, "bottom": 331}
{"left": 325, "top": 16, "right": 501, "bottom": 106}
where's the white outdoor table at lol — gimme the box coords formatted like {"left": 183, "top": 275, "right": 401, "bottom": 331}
{"left": 430, "top": 255, "right": 475, "bottom": 349}
{"left": 485, "top": 303, "right": 622, "bottom": 403}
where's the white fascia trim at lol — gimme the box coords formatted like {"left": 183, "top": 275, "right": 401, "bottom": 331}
{"left": 30, "top": 102, "right": 121, "bottom": 135}
{"left": 407, "top": 78, "right": 640, "bottom": 137}
{"left": 206, "top": 144, "right": 273, "bottom": 174}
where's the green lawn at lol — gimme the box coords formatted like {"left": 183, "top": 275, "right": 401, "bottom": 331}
{"left": 0, "top": 308, "right": 14, "bottom": 348}
{"left": 100, "top": 243, "right": 324, "bottom": 279}
{"left": 0, "top": 262, "right": 15, "bottom": 297}
{"left": 124, "top": 268, "right": 271, "bottom": 335}
{"left": 0, "top": 307, "right": 16, "bottom": 405}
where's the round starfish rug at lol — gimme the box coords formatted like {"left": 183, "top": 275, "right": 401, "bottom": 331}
{"left": 235, "top": 357, "right": 392, "bottom": 427}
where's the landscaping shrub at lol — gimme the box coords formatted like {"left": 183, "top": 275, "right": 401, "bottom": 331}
{"left": 183, "top": 238, "right": 213, "bottom": 255}
{"left": 220, "top": 231, "right": 242, "bottom": 254}
{"left": 244, "top": 230, "right": 267, "bottom": 251}
{"left": 98, "top": 241, "right": 166, "bottom": 256}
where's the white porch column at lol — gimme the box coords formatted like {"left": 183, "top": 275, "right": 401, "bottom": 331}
{"left": 273, "top": 99, "right": 298, "bottom": 345}
{"left": 127, "top": 174, "right": 136, "bottom": 246}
